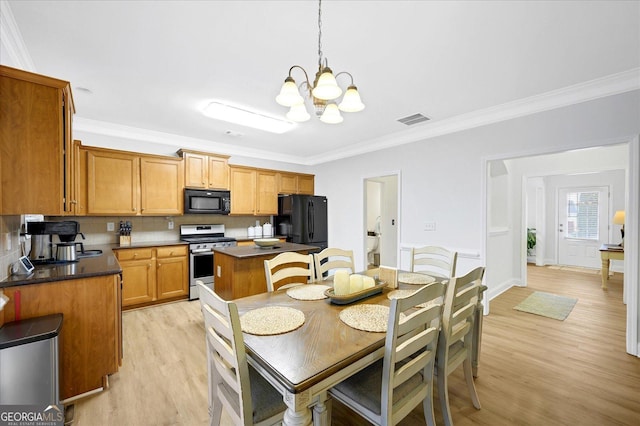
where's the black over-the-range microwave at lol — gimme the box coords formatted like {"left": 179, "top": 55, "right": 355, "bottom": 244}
{"left": 184, "top": 189, "right": 231, "bottom": 214}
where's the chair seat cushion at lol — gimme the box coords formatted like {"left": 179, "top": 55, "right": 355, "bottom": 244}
{"left": 330, "top": 359, "right": 423, "bottom": 416}
{"left": 249, "top": 365, "right": 287, "bottom": 423}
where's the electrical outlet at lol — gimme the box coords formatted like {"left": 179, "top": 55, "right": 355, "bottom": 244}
{"left": 168, "top": 221, "right": 174, "bottom": 230}
{"left": 424, "top": 221, "right": 436, "bottom": 231}
{"left": 107, "top": 222, "right": 115, "bottom": 232}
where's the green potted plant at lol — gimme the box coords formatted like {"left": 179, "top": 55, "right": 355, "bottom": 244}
{"left": 527, "top": 228, "right": 536, "bottom": 256}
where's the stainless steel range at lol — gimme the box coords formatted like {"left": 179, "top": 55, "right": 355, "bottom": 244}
{"left": 180, "top": 224, "right": 236, "bottom": 300}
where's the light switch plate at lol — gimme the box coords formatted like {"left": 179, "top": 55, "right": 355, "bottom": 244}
{"left": 424, "top": 221, "right": 436, "bottom": 231}
{"left": 107, "top": 222, "right": 115, "bottom": 232}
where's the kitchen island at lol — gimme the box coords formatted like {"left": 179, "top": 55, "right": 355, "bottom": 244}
{"left": 212, "top": 242, "right": 319, "bottom": 300}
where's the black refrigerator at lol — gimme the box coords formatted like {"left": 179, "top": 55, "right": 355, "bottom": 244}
{"left": 274, "top": 195, "right": 328, "bottom": 251}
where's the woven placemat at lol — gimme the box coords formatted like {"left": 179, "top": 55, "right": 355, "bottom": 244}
{"left": 240, "top": 306, "right": 305, "bottom": 335}
{"left": 286, "top": 284, "right": 331, "bottom": 300}
{"left": 398, "top": 272, "right": 436, "bottom": 285}
{"left": 339, "top": 304, "right": 403, "bottom": 333}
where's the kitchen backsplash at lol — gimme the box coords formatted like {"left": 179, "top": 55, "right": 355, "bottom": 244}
{"left": 45, "top": 215, "right": 274, "bottom": 245}
{"left": 0, "top": 214, "right": 275, "bottom": 282}
{"left": 0, "top": 215, "right": 23, "bottom": 281}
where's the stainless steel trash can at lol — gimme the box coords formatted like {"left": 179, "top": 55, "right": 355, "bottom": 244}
{"left": 0, "top": 313, "right": 63, "bottom": 406}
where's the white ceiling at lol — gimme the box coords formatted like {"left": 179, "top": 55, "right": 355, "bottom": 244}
{"left": 3, "top": 0, "right": 639, "bottom": 164}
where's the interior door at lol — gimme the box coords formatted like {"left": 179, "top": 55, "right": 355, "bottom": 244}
{"left": 558, "top": 186, "right": 609, "bottom": 268}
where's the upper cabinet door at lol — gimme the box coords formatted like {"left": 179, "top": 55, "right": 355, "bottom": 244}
{"left": 183, "top": 152, "right": 208, "bottom": 189}
{"left": 256, "top": 170, "right": 278, "bottom": 215}
{"left": 0, "top": 67, "right": 72, "bottom": 215}
{"left": 140, "top": 157, "right": 184, "bottom": 215}
{"left": 229, "top": 166, "right": 256, "bottom": 215}
{"left": 208, "top": 155, "right": 229, "bottom": 189}
{"left": 86, "top": 150, "right": 139, "bottom": 215}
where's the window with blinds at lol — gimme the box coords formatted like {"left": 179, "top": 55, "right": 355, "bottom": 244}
{"left": 566, "top": 191, "right": 600, "bottom": 240}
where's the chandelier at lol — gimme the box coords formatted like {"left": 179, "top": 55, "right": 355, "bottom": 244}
{"left": 275, "top": 0, "right": 365, "bottom": 124}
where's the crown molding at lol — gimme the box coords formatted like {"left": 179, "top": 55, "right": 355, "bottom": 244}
{"left": 5, "top": 0, "right": 637, "bottom": 166}
{"left": 73, "top": 117, "right": 304, "bottom": 165}
{"left": 0, "top": 0, "right": 35, "bottom": 70}
{"left": 307, "top": 68, "right": 640, "bottom": 165}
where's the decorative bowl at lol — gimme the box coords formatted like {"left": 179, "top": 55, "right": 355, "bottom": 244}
{"left": 254, "top": 238, "right": 280, "bottom": 248}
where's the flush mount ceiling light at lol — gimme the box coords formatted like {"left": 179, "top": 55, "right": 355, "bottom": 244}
{"left": 202, "top": 101, "right": 295, "bottom": 134}
{"left": 275, "top": 0, "right": 365, "bottom": 124}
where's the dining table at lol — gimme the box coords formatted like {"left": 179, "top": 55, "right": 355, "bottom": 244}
{"left": 233, "top": 270, "right": 450, "bottom": 426}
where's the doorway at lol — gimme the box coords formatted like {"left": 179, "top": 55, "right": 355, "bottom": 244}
{"left": 363, "top": 173, "right": 400, "bottom": 270}
{"left": 557, "top": 186, "right": 610, "bottom": 268}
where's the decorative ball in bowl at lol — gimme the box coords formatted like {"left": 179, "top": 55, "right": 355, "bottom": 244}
{"left": 254, "top": 238, "right": 280, "bottom": 248}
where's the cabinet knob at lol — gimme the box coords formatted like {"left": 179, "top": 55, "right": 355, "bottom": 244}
{"left": 132, "top": 208, "right": 136, "bottom": 212}
{"left": 157, "top": 263, "right": 161, "bottom": 268}
{"left": 133, "top": 253, "right": 137, "bottom": 258}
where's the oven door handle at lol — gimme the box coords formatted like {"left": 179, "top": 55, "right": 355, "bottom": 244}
{"left": 191, "top": 248, "right": 214, "bottom": 254}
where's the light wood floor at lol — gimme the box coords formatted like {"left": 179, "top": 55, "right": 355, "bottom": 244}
{"left": 73, "top": 266, "right": 640, "bottom": 425}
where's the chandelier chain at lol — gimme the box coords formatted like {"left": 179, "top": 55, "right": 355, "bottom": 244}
{"left": 317, "top": 0, "right": 323, "bottom": 68}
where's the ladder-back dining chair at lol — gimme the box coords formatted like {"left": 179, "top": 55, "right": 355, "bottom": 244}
{"left": 328, "top": 282, "right": 446, "bottom": 425}
{"left": 264, "top": 251, "right": 316, "bottom": 292}
{"left": 197, "top": 282, "right": 286, "bottom": 426}
{"left": 313, "top": 247, "right": 355, "bottom": 280}
{"left": 409, "top": 246, "right": 458, "bottom": 278}
{"left": 436, "top": 266, "right": 486, "bottom": 426}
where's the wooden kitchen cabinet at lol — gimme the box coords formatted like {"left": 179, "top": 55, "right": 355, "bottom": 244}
{"left": 229, "top": 166, "right": 278, "bottom": 215}
{"left": 79, "top": 145, "right": 183, "bottom": 215}
{"left": 178, "top": 149, "right": 229, "bottom": 189}
{"left": 277, "top": 172, "right": 315, "bottom": 195}
{"left": 140, "top": 156, "right": 183, "bottom": 214}
{"left": 256, "top": 169, "right": 278, "bottom": 214}
{"left": 0, "top": 65, "right": 76, "bottom": 215}
{"left": 86, "top": 149, "right": 139, "bottom": 215}
{"left": 229, "top": 166, "right": 257, "bottom": 215}
{"left": 116, "top": 248, "right": 156, "bottom": 307}
{"left": 156, "top": 246, "right": 189, "bottom": 299}
{"left": 298, "top": 174, "right": 315, "bottom": 194}
{"left": 115, "top": 245, "right": 188, "bottom": 309}
{"left": 1, "top": 274, "right": 121, "bottom": 401}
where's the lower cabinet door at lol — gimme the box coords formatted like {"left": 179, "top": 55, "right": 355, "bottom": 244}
{"left": 157, "top": 256, "right": 189, "bottom": 300}
{"left": 121, "top": 259, "right": 156, "bottom": 306}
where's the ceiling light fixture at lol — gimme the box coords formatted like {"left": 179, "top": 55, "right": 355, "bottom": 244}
{"left": 275, "top": 0, "right": 365, "bottom": 124}
{"left": 202, "top": 101, "right": 295, "bottom": 134}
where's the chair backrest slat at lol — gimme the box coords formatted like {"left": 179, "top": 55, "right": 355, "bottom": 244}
{"left": 313, "top": 247, "right": 355, "bottom": 280}
{"left": 264, "top": 252, "right": 316, "bottom": 292}
{"left": 409, "top": 246, "right": 458, "bottom": 278}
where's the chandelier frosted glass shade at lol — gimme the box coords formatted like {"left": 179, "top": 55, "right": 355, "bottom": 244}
{"left": 286, "top": 102, "right": 311, "bottom": 122}
{"left": 276, "top": 77, "right": 304, "bottom": 107}
{"left": 311, "top": 68, "right": 343, "bottom": 100}
{"left": 319, "top": 103, "right": 344, "bottom": 124}
{"left": 338, "top": 85, "right": 365, "bottom": 112}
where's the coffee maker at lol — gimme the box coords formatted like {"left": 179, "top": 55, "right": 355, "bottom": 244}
{"left": 26, "top": 221, "right": 83, "bottom": 263}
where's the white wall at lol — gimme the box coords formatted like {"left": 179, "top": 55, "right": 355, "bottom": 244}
{"left": 313, "top": 90, "right": 639, "bottom": 332}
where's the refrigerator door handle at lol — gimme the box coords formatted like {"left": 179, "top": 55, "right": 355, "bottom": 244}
{"left": 308, "top": 199, "right": 314, "bottom": 240}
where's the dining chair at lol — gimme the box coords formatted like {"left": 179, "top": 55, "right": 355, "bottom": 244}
{"left": 313, "top": 247, "right": 355, "bottom": 280}
{"left": 197, "top": 282, "right": 286, "bottom": 426}
{"left": 409, "top": 246, "right": 458, "bottom": 278}
{"left": 328, "top": 282, "right": 446, "bottom": 426}
{"left": 264, "top": 251, "right": 316, "bottom": 292}
{"left": 436, "top": 266, "right": 486, "bottom": 426}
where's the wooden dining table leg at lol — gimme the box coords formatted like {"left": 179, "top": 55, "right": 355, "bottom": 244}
{"left": 283, "top": 389, "right": 313, "bottom": 426}
{"left": 313, "top": 392, "right": 331, "bottom": 426}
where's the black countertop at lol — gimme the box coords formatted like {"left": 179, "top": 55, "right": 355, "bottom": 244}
{"left": 0, "top": 241, "right": 188, "bottom": 289}
{"left": 212, "top": 242, "right": 319, "bottom": 259}
{"left": 0, "top": 245, "right": 121, "bottom": 288}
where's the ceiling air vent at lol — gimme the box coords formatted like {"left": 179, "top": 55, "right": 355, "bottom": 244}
{"left": 397, "top": 113, "right": 430, "bottom": 126}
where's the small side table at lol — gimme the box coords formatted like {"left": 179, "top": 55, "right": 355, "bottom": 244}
{"left": 599, "top": 244, "right": 624, "bottom": 289}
